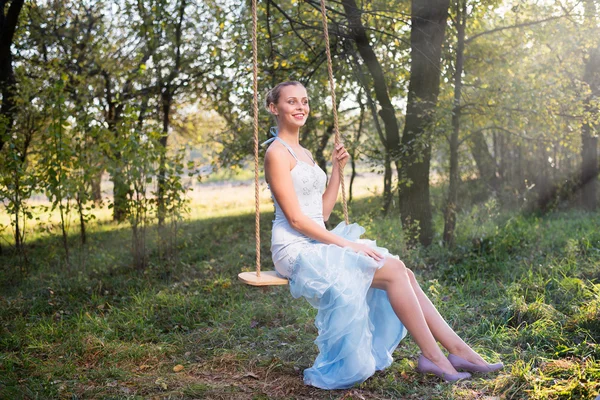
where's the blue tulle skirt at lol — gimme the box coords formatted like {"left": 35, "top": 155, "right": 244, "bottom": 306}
{"left": 287, "top": 222, "right": 408, "bottom": 390}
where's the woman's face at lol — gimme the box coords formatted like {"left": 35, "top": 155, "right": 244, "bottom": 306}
{"left": 270, "top": 84, "right": 309, "bottom": 130}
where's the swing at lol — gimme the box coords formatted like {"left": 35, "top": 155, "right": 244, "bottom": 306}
{"left": 238, "top": 0, "right": 349, "bottom": 286}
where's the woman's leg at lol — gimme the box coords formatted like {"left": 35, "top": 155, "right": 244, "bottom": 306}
{"left": 371, "top": 258, "right": 459, "bottom": 375}
{"left": 404, "top": 268, "right": 489, "bottom": 366}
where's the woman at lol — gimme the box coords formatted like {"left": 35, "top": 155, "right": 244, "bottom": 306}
{"left": 263, "top": 81, "right": 502, "bottom": 390}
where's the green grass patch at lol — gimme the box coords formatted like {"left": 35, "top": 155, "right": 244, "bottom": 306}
{"left": 1, "top": 197, "right": 600, "bottom": 399}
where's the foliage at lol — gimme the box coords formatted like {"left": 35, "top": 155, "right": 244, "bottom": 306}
{"left": 2, "top": 0, "right": 599, "bottom": 256}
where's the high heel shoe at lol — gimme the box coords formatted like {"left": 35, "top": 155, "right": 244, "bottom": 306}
{"left": 448, "top": 353, "right": 504, "bottom": 373}
{"left": 416, "top": 354, "right": 471, "bottom": 382}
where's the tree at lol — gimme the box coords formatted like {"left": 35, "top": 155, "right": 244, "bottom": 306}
{"left": 581, "top": 0, "right": 599, "bottom": 210}
{"left": 341, "top": 0, "right": 403, "bottom": 214}
{"left": 398, "top": 0, "right": 450, "bottom": 246}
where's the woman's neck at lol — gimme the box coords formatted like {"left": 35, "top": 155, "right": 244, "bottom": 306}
{"left": 276, "top": 126, "right": 301, "bottom": 147}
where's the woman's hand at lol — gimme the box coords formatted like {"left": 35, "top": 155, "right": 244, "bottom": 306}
{"left": 345, "top": 241, "right": 384, "bottom": 262}
{"left": 331, "top": 142, "right": 350, "bottom": 171}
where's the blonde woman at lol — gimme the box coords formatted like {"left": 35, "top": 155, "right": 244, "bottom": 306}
{"left": 263, "top": 81, "right": 503, "bottom": 389}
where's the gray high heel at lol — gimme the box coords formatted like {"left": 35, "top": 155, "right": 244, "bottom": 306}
{"left": 448, "top": 353, "right": 504, "bottom": 373}
{"left": 416, "top": 354, "right": 472, "bottom": 382}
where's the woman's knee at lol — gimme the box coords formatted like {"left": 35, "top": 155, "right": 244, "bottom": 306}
{"left": 390, "top": 259, "right": 409, "bottom": 279}
{"left": 404, "top": 266, "right": 422, "bottom": 290}
{"left": 392, "top": 260, "right": 421, "bottom": 288}
{"left": 372, "top": 258, "right": 407, "bottom": 290}
{"left": 405, "top": 265, "right": 415, "bottom": 280}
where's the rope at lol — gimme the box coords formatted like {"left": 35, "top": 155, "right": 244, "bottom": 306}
{"left": 252, "top": 0, "right": 261, "bottom": 276}
{"left": 319, "top": 0, "right": 349, "bottom": 225}
{"left": 250, "top": 0, "right": 350, "bottom": 278}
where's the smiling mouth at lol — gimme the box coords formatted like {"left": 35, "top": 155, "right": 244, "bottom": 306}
{"left": 292, "top": 114, "right": 305, "bottom": 118}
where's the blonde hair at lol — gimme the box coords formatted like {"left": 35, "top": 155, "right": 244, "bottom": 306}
{"left": 265, "top": 81, "right": 304, "bottom": 114}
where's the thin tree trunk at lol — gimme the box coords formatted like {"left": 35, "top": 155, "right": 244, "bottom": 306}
{"left": 102, "top": 71, "right": 129, "bottom": 222}
{"left": 77, "top": 192, "right": 86, "bottom": 245}
{"left": 59, "top": 200, "right": 70, "bottom": 266}
{"left": 112, "top": 171, "right": 129, "bottom": 222}
{"left": 157, "top": 0, "right": 186, "bottom": 228}
{"left": 383, "top": 154, "right": 393, "bottom": 213}
{"left": 13, "top": 169, "right": 21, "bottom": 251}
{"left": 553, "top": 140, "right": 558, "bottom": 183}
{"left": 443, "top": 0, "right": 466, "bottom": 247}
{"left": 342, "top": 1, "right": 400, "bottom": 214}
{"left": 535, "top": 144, "right": 552, "bottom": 211}
{"left": 581, "top": 0, "right": 599, "bottom": 210}
{"left": 498, "top": 133, "right": 506, "bottom": 183}
{"left": 398, "top": 0, "right": 450, "bottom": 246}
{"left": 157, "top": 88, "right": 170, "bottom": 227}
{"left": 356, "top": 69, "right": 391, "bottom": 212}
{"left": 349, "top": 156, "right": 356, "bottom": 203}
{"left": 517, "top": 144, "right": 523, "bottom": 192}
{"left": 349, "top": 94, "right": 366, "bottom": 203}
{"left": 581, "top": 134, "right": 599, "bottom": 209}
{"left": 469, "top": 130, "right": 500, "bottom": 191}
{"left": 91, "top": 169, "right": 103, "bottom": 203}
{"left": 315, "top": 124, "right": 333, "bottom": 177}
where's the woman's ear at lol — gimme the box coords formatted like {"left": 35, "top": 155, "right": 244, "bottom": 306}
{"left": 269, "top": 102, "right": 278, "bottom": 116}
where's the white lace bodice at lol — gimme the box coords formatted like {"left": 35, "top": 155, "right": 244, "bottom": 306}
{"left": 267, "top": 136, "right": 327, "bottom": 276}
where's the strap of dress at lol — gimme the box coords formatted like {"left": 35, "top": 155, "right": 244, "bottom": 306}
{"left": 274, "top": 137, "right": 299, "bottom": 161}
{"left": 302, "top": 148, "right": 316, "bottom": 165}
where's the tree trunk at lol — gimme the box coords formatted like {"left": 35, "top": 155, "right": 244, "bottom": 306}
{"left": 581, "top": 1, "right": 599, "bottom": 210}
{"left": 157, "top": 87, "right": 171, "bottom": 227}
{"left": 398, "top": 0, "right": 450, "bottom": 246}
{"left": 534, "top": 144, "right": 553, "bottom": 211}
{"left": 157, "top": 0, "right": 186, "bottom": 228}
{"left": 342, "top": 0, "right": 402, "bottom": 216}
{"left": 0, "top": 0, "right": 25, "bottom": 153}
{"left": 91, "top": 169, "right": 103, "bottom": 203}
{"left": 349, "top": 97, "right": 366, "bottom": 203}
{"left": 469, "top": 130, "right": 501, "bottom": 192}
{"left": 13, "top": 168, "right": 21, "bottom": 251}
{"left": 359, "top": 73, "right": 392, "bottom": 213}
{"left": 342, "top": 0, "right": 400, "bottom": 154}
{"left": 581, "top": 135, "right": 599, "bottom": 209}
{"left": 315, "top": 124, "right": 333, "bottom": 176}
{"left": 443, "top": 0, "right": 466, "bottom": 247}
{"left": 112, "top": 166, "right": 129, "bottom": 222}
{"left": 383, "top": 154, "right": 393, "bottom": 213}
{"left": 77, "top": 192, "right": 87, "bottom": 245}
{"left": 102, "top": 71, "right": 129, "bottom": 222}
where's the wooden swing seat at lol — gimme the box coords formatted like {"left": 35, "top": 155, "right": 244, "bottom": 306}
{"left": 238, "top": 270, "right": 288, "bottom": 286}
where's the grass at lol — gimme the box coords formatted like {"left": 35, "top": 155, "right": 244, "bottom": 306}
{"left": 1, "top": 191, "right": 600, "bottom": 399}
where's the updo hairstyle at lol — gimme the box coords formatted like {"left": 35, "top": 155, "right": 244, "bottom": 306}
{"left": 265, "top": 81, "right": 304, "bottom": 119}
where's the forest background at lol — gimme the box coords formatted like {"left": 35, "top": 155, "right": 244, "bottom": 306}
{"left": 1, "top": 0, "right": 600, "bottom": 399}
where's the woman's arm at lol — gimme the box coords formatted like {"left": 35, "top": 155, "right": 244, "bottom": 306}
{"left": 322, "top": 143, "right": 348, "bottom": 221}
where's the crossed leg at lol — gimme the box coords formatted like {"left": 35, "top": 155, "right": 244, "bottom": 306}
{"left": 371, "top": 257, "right": 489, "bottom": 375}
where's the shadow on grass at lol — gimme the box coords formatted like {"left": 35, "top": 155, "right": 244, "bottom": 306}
{"left": 1, "top": 197, "right": 600, "bottom": 399}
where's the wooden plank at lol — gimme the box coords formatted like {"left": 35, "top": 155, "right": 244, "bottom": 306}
{"left": 238, "top": 271, "right": 289, "bottom": 286}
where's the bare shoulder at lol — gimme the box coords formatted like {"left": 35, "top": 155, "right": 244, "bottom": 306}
{"left": 265, "top": 142, "right": 293, "bottom": 169}
{"left": 265, "top": 141, "right": 287, "bottom": 160}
